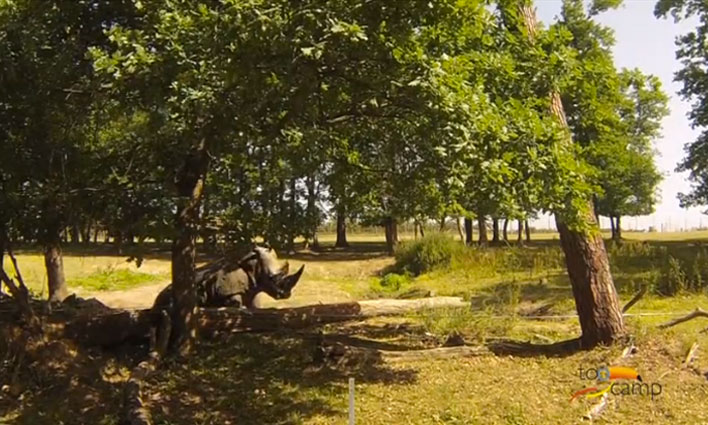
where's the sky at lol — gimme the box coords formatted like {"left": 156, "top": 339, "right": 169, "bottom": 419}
{"left": 529, "top": 0, "right": 707, "bottom": 231}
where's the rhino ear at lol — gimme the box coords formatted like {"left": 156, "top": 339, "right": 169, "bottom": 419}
{"left": 280, "top": 261, "right": 290, "bottom": 275}
{"left": 238, "top": 251, "right": 258, "bottom": 273}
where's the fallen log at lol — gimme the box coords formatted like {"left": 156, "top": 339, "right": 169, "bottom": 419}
{"left": 50, "top": 297, "right": 469, "bottom": 347}
{"left": 315, "top": 340, "right": 489, "bottom": 367}
{"left": 658, "top": 308, "right": 708, "bottom": 329}
{"left": 123, "top": 310, "right": 171, "bottom": 425}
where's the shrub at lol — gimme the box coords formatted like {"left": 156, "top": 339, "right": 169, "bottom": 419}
{"left": 656, "top": 256, "right": 687, "bottom": 296}
{"left": 394, "top": 233, "right": 465, "bottom": 275}
{"left": 370, "top": 272, "right": 413, "bottom": 294}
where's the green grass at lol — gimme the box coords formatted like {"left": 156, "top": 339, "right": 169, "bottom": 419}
{"left": 5, "top": 232, "right": 708, "bottom": 424}
{"left": 66, "top": 267, "right": 165, "bottom": 291}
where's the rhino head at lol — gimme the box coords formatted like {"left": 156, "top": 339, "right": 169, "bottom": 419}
{"left": 239, "top": 246, "right": 304, "bottom": 300}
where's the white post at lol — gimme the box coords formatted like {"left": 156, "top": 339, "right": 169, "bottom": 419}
{"left": 348, "top": 377, "right": 355, "bottom": 425}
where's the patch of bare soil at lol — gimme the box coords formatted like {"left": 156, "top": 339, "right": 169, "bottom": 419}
{"left": 85, "top": 281, "right": 169, "bottom": 309}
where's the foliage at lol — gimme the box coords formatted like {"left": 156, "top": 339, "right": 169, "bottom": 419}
{"left": 370, "top": 272, "right": 413, "bottom": 295}
{"left": 554, "top": 1, "right": 667, "bottom": 227}
{"left": 393, "top": 234, "right": 466, "bottom": 276}
{"left": 657, "top": 256, "right": 688, "bottom": 296}
{"left": 656, "top": 0, "right": 708, "bottom": 210}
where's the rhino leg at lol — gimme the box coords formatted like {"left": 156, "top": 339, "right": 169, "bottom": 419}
{"left": 222, "top": 294, "right": 243, "bottom": 308}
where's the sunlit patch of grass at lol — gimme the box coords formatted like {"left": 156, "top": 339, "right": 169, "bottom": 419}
{"left": 67, "top": 268, "right": 165, "bottom": 291}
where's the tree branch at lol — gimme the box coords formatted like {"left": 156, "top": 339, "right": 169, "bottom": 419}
{"left": 658, "top": 308, "right": 708, "bottom": 329}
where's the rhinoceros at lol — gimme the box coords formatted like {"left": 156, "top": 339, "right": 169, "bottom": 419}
{"left": 152, "top": 246, "right": 304, "bottom": 311}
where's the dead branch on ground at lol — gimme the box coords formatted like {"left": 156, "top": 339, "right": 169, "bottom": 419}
{"left": 622, "top": 285, "right": 646, "bottom": 313}
{"left": 658, "top": 308, "right": 708, "bottom": 329}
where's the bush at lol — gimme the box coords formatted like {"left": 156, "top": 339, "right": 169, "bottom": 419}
{"left": 369, "top": 272, "right": 413, "bottom": 295}
{"left": 656, "top": 256, "right": 687, "bottom": 296}
{"left": 394, "top": 233, "right": 465, "bottom": 275}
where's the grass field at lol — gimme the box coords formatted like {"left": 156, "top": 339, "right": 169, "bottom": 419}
{"left": 2, "top": 230, "right": 708, "bottom": 424}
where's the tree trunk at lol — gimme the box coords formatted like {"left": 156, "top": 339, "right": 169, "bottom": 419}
{"left": 517, "top": 219, "right": 524, "bottom": 245}
{"left": 418, "top": 220, "right": 425, "bottom": 238}
{"left": 439, "top": 216, "right": 446, "bottom": 231}
{"left": 70, "top": 224, "right": 81, "bottom": 244}
{"left": 520, "top": 3, "right": 625, "bottom": 347}
{"left": 609, "top": 216, "right": 616, "bottom": 240}
{"left": 503, "top": 219, "right": 509, "bottom": 242}
{"left": 615, "top": 216, "right": 622, "bottom": 241}
{"left": 384, "top": 217, "right": 398, "bottom": 253}
{"left": 287, "top": 178, "right": 297, "bottom": 254}
{"left": 114, "top": 230, "right": 123, "bottom": 254}
{"left": 464, "top": 218, "right": 473, "bottom": 246}
{"left": 456, "top": 217, "right": 465, "bottom": 242}
{"left": 477, "top": 216, "right": 488, "bottom": 246}
{"left": 82, "top": 222, "right": 92, "bottom": 245}
{"left": 306, "top": 175, "right": 319, "bottom": 249}
{"left": 525, "top": 219, "right": 531, "bottom": 243}
{"left": 45, "top": 236, "right": 69, "bottom": 303}
{"left": 169, "top": 141, "right": 209, "bottom": 355}
{"left": 492, "top": 218, "right": 500, "bottom": 244}
{"left": 413, "top": 222, "right": 419, "bottom": 240}
{"left": 335, "top": 205, "right": 348, "bottom": 248}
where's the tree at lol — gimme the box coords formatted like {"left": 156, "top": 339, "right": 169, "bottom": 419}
{"left": 593, "top": 70, "right": 668, "bottom": 241}
{"left": 506, "top": 0, "right": 626, "bottom": 347}
{"left": 0, "top": 0, "right": 136, "bottom": 302}
{"left": 655, "top": 0, "right": 708, "bottom": 211}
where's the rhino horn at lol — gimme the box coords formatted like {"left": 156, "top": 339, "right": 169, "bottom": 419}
{"left": 280, "top": 265, "right": 304, "bottom": 291}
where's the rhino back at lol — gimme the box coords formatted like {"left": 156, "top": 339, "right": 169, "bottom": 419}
{"left": 208, "top": 269, "right": 250, "bottom": 302}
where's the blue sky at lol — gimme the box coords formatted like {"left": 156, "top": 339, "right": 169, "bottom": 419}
{"left": 530, "top": 0, "right": 706, "bottom": 231}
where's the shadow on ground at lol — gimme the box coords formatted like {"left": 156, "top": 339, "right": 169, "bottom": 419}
{"left": 147, "top": 332, "right": 417, "bottom": 425}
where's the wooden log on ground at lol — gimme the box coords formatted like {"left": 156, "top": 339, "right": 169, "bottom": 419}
{"left": 315, "top": 341, "right": 489, "bottom": 367}
{"left": 123, "top": 311, "right": 171, "bottom": 425}
{"left": 658, "top": 308, "right": 708, "bottom": 329}
{"left": 52, "top": 297, "right": 469, "bottom": 347}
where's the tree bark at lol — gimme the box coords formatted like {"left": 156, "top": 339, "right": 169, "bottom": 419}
{"left": 384, "top": 217, "right": 398, "bottom": 253}
{"left": 503, "top": 219, "right": 509, "bottom": 242}
{"left": 464, "top": 218, "right": 473, "bottom": 246}
{"left": 45, "top": 230, "right": 69, "bottom": 303}
{"left": 477, "top": 216, "right": 488, "bottom": 246}
{"left": 287, "top": 177, "right": 297, "bottom": 253}
{"left": 609, "top": 216, "right": 616, "bottom": 240}
{"left": 305, "top": 174, "right": 319, "bottom": 249}
{"left": 517, "top": 219, "right": 524, "bottom": 245}
{"left": 456, "top": 217, "right": 465, "bottom": 242}
{"left": 615, "top": 216, "right": 622, "bottom": 241}
{"left": 519, "top": 3, "right": 625, "bottom": 347}
{"left": 524, "top": 219, "right": 531, "bottom": 242}
{"left": 169, "top": 141, "right": 209, "bottom": 355}
{"left": 492, "top": 218, "right": 500, "bottom": 244}
{"left": 70, "top": 224, "right": 81, "bottom": 244}
{"left": 334, "top": 204, "right": 348, "bottom": 248}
